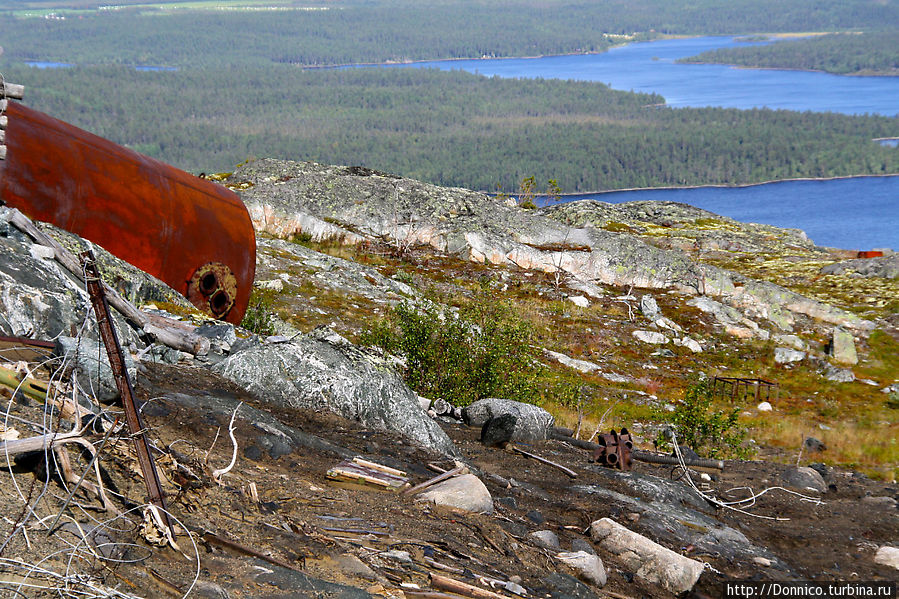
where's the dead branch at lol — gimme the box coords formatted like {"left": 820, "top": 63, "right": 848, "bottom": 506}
{"left": 509, "top": 446, "right": 578, "bottom": 478}
{"left": 402, "top": 462, "right": 468, "bottom": 496}
{"left": 430, "top": 573, "right": 511, "bottom": 599}
{"left": 212, "top": 402, "right": 242, "bottom": 484}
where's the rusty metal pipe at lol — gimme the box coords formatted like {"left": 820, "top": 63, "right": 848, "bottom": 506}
{"left": 0, "top": 102, "right": 255, "bottom": 323}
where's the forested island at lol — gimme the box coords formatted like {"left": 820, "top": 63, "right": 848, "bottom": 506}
{"left": 680, "top": 31, "right": 899, "bottom": 76}
{"left": 1, "top": 0, "right": 898, "bottom": 190}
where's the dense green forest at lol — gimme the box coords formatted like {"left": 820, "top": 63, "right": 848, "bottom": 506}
{"left": 1, "top": 0, "right": 897, "bottom": 190}
{"left": 681, "top": 32, "right": 899, "bottom": 75}
{"left": 4, "top": 64, "right": 897, "bottom": 191}
{"left": 2, "top": 0, "right": 898, "bottom": 67}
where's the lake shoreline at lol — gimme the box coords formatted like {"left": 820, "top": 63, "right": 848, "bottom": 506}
{"left": 494, "top": 173, "right": 899, "bottom": 199}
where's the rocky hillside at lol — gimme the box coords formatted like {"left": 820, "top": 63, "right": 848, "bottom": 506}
{"left": 0, "top": 160, "right": 897, "bottom": 598}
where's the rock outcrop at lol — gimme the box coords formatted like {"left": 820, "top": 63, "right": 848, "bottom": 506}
{"left": 213, "top": 328, "right": 457, "bottom": 455}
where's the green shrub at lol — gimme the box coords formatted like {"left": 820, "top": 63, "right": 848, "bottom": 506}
{"left": 240, "top": 289, "right": 278, "bottom": 336}
{"left": 363, "top": 295, "right": 540, "bottom": 406}
{"left": 657, "top": 379, "right": 751, "bottom": 459}
{"left": 886, "top": 391, "right": 899, "bottom": 410}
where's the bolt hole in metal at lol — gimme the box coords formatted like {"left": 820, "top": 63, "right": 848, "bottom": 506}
{"left": 187, "top": 262, "right": 238, "bottom": 319}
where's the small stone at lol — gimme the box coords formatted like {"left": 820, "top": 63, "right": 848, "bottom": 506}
{"left": 803, "top": 437, "right": 826, "bottom": 453}
{"left": 382, "top": 550, "right": 413, "bottom": 564}
{"left": 525, "top": 510, "right": 545, "bottom": 524}
{"left": 757, "top": 401, "right": 773, "bottom": 412}
{"left": 568, "top": 295, "right": 589, "bottom": 308}
{"left": 528, "top": 530, "right": 561, "bottom": 551}
{"left": 256, "top": 278, "right": 285, "bottom": 292}
{"left": 823, "top": 365, "right": 855, "bottom": 382}
{"left": 782, "top": 466, "right": 827, "bottom": 493}
{"left": 752, "top": 557, "right": 772, "bottom": 567}
{"left": 633, "top": 330, "right": 669, "bottom": 344}
{"left": 860, "top": 496, "right": 898, "bottom": 508}
{"left": 640, "top": 295, "right": 661, "bottom": 320}
{"left": 674, "top": 336, "right": 702, "bottom": 353}
{"left": 874, "top": 546, "right": 899, "bottom": 571}
{"left": 570, "top": 537, "right": 596, "bottom": 555}
{"left": 416, "top": 474, "right": 494, "bottom": 515}
{"left": 556, "top": 551, "right": 607, "bottom": 587}
{"left": 774, "top": 347, "right": 806, "bottom": 364}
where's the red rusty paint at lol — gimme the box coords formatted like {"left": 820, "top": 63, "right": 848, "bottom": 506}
{"left": 0, "top": 102, "right": 255, "bottom": 324}
{"left": 857, "top": 250, "right": 884, "bottom": 259}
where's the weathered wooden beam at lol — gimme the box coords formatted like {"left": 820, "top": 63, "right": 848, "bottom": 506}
{"left": 2, "top": 81, "right": 25, "bottom": 100}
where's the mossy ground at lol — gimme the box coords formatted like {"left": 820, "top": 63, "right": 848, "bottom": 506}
{"left": 253, "top": 233, "right": 898, "bottom": 480}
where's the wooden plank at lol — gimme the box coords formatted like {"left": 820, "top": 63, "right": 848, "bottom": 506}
{"left": 352, "top": 457, "right": 406, "bottom": 477}
{"left": 2, "top": 82, "right": 24, "bottom": 100}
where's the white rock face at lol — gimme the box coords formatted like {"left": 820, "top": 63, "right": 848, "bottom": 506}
{"left": 757, "top": 402, "right": 773, "bottom": 412}
{"left": 556, "top": 551, "right": 607, "bottom": 587}
{"left": 416, "top": 474, "right": 494, "bottom": 515}
{"left": 589, "top": 518, "right": 704, "bottom": 594}
{"left": 632, "top": 330, "right": 670, "bottom": 345}
{"left": 874, "top": 546, "right": 899, "bottom": 571}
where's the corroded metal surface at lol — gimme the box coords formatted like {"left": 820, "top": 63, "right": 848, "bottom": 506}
{"left": 592, "top": 428, "right": 633, "bottom": 471}
{"left": 0, "top": 102, "right": 255, "bottom": 323}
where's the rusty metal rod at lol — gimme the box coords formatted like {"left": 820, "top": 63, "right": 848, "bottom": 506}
{"left": 81, "top": 250, "right": 175, "bottom": 536}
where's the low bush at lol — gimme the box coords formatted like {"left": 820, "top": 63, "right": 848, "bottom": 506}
{"left": 656, "top": 379, "right": 752, "bottom": 459}
{"left": 362, "top": 295, "right": 540, "bottom": 406}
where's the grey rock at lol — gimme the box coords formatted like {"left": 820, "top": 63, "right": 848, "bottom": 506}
{"left": 632, "top": 330, "right": 669, "bottom": 345}
{"left": 640, "top": 295, "right": 661, "bottom": 320}
{"left": 526, "top": 509, "right": 546, "bottom": 524}
{"left": 860, "top": 496, "right": 897, "bottom": 509}
{"left": 820, "top": 254, "right": 899, "bottom": 280}
{"left": 823, "top": 365, "right": 855, "bottom": 383}
{"left": 542, "top": 572, "right": 601, "bottom": 599}
{"left": 673, "top": 336, "right": 703, "bottom": 353}
{"left": 213, "top": 333, "right": 456, "bottom": 455}
{"left": 195, "top": 322, "right": 239, "bottom": 354}
{"left": 192, "top": 581, "right": 232, "bottom": 599}
{"left": 462, "top": 398, "right": 554, "bottom": 442}
{"left": 774, "top": 334, "right": 807, "bottom": 351}
{"left": 528, "top": 530, "right": 561, "bottom": 551}
{"left": 555, "top": 551, "right": 607, "bottom": 587}
{"left": 480, "top": 414, "right": 517, "bottom": 447}
{"left": 589, "top": 517, "right": 704, "bottom": 593}
{"left": 570, "top": 538, "right": 596, "bottom": 555}
{"left": 334, "top": 554, "right": 380, "bottom": 582}
{"left": 252, "top": 559, "right": 371, "bottom": 599}
{"left": 830, "top": 327, "right": 858, "bottom": 365}
{"left": 55, "top": 336, "right": 137, "bottom": 402}
{"left": 686, "top": 296, "right": 743, "bottom": 326}
{"left": 774, "top": 347, "right": 806, "bottom": 364}
{"left": 782, "top": 466, "right": 827, "bottom": 493}
{"left": 803, "top": 437, "right": 827, "bottom": 453}
{"left": 416, "top": 473, "right": 493, "bottom": 515}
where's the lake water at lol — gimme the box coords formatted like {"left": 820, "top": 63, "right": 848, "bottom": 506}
{"left": 377, "top": 37, "right": 898, "bottom": 249}
{"left": 395, "top": 36, "right": 899, "bottom": 116}
{"left": 25, "top": 60, "right": 178, "bottom": 71}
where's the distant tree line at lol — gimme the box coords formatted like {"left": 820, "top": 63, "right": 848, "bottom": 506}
{"left": 1, "top": 0, "right": 897, "bottom": 68}
{"left": 680, "top": 32, "right": 899, "bottom": 75}
{"left": 4, "top": 64, "right": 896, "bottom": 191}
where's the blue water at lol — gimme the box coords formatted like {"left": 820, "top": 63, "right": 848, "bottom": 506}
{"left": 25, "top": 60, "right": 178, "bottom": 72}
{"left": 374, "top": 36, "right": 898, "bottom": 249}
{"left": 387, "top": 36, "right": 899, "bottom": 116}
{"left": 561, "top": 177, "right": 898, "bottom": 250}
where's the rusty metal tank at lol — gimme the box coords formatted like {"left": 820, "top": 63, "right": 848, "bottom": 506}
{"left": 0, "top": 101, "right": 255, "bottom": 324}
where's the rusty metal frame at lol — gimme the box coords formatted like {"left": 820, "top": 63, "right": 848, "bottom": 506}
{"left": 81, "top": 250, "right": 174, "bottom": 536}
{"left": 712, "top": 376, "right": 779, "bottom": 403}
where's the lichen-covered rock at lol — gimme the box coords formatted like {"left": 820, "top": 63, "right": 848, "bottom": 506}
{"left": 213, "top": 329, "right": 457, "bottom": 455}
{"left": 830, "top": 327, "right": 858, "bottom": 365}
{"left": 55, "top": 336, "right": 138, "bottom": 402}
{"left": 462, "top": 398, "right": 555, "bottom": 441}
{"left": 775, "top": 347, "right": 806, "bottom": 364}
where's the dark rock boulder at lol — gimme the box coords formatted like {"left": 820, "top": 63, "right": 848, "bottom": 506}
{"left": 463, "top": 398, "right": 555, "bottom": 442}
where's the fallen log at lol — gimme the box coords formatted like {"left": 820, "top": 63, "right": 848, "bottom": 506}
{"left": 430, "top": 574, "right": 511, "bottom": 599}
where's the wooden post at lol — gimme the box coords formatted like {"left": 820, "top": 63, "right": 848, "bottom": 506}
{"left": 2, "top": 81, "right": 25, "bottom": 100}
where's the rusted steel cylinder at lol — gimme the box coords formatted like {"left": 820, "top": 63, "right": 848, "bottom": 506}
{"left": 0, "top": 102, "right": 255, "bottom": 324}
